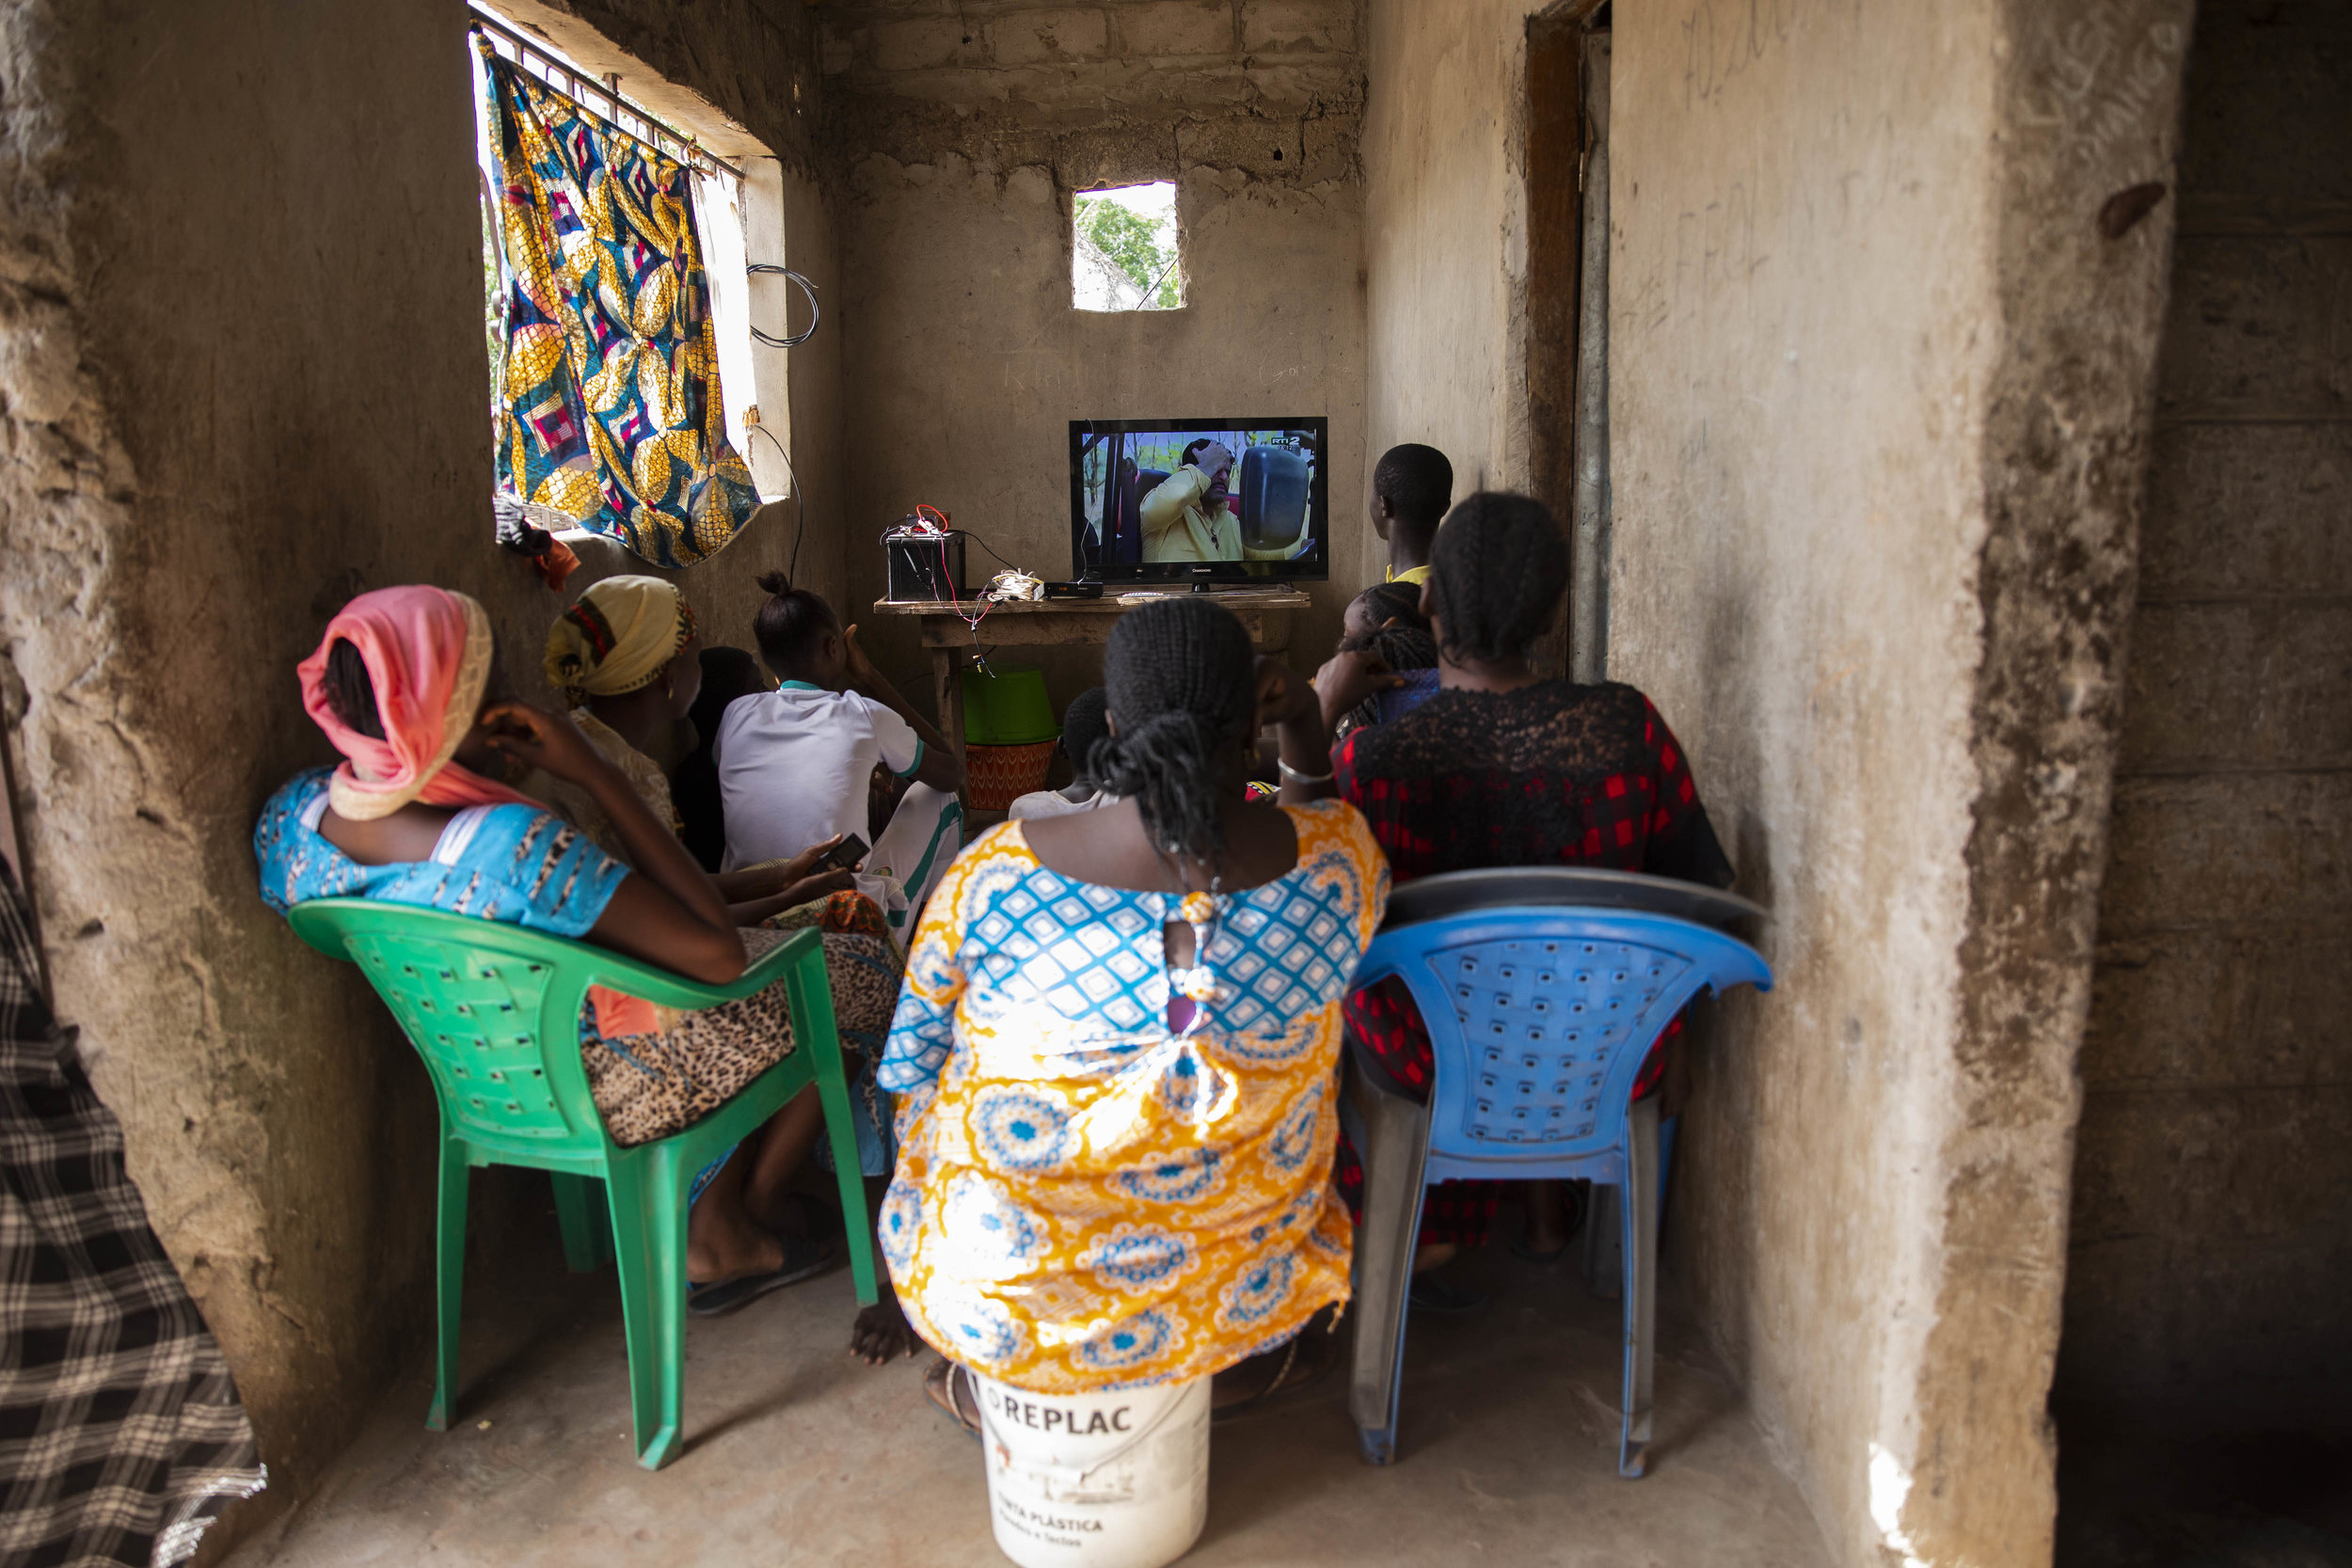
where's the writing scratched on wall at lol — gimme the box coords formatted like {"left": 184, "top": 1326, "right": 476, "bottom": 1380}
{"left": 1618, "top": 103, "right": 1907, "bottom": 340}
{"left": 1668, "top": 181, "right": 1764, "bottom": 316}
{"left": 2012, "top": 0, "right": 2187, "bottom": 173}
{"left": 1681, "top": 0, "right": 1798, "bottom": 107}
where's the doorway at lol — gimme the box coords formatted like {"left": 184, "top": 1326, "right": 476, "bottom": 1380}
{"left": 1525, "top": 3, "right": 1611, "bottom": 681}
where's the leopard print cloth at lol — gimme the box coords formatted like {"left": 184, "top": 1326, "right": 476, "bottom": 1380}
{"left": 583, "top": 926, "right": 901, "bottom": 1148}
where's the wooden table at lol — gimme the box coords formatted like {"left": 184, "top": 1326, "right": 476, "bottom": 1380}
{"left": 869, "top": 588, "right": 1313, "bottom": 757}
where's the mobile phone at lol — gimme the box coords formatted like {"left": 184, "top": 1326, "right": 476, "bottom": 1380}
{"left": 826, "top": 832, "right": 868, "bottom": 870}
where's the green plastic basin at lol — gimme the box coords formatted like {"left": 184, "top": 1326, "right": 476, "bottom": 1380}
{"left": 960, "top": 665, "right": 1060, "bottom": 746}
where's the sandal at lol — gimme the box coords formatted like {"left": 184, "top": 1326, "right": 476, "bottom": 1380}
{"left": 925, "top": 1357, "right": 983, "bottom": 1440}
{"left": 1212, "top": 1307, "right": 1339, "bottom": 1423}
{"left": 685, "top": 1231, "right": 840, "bottom": 1317}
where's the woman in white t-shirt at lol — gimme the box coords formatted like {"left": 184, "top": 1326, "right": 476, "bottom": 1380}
{"left": 718, "top": 572, "right": 967, "bottom": 934}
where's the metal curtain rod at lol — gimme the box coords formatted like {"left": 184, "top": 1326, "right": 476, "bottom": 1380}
{"left": 469, "top": 7, "right": 747, "bottom": 182}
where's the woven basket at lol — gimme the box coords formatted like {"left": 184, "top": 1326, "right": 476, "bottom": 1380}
{"left": 965, "top": 740, "right": 1057, "bottom": 812}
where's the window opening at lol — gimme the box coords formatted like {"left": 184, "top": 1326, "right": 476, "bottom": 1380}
{"left": 470, "top": 5, "right": 772, "bottom": 569}
{"left": 1073, "top": 182, "right": 1183, "bottom": 312}
{"left": 469, "top": 4, "right": 760, "bottom": 459}
{"left": 471, "top": 8, "right": 798, "bottom": 497}
{"left": 468, "top": 6, "right": 753, "bottom": 463}
{"left": 693, "top": 162, "right": 755, "bottom": 463}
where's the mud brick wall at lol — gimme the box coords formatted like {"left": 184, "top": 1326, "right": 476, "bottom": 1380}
{"left": 2059, "top": 0, "right": 2352, "bottom": 1417}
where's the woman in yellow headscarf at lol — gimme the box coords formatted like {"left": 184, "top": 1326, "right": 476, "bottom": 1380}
{"left": 541, "top": 574, "right": 908, "bottom": 1318}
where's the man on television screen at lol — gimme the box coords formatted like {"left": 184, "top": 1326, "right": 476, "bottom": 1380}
{"left": 1139, "top": 438, "right": 1313, "bottom": 564}
{"left": 1139, "top": 438, "right": 1242, "bottom": 562}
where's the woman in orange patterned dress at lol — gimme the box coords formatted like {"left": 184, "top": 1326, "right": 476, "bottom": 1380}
{"left": 866, "top": 597, "right": 1389, "bottom": 1424}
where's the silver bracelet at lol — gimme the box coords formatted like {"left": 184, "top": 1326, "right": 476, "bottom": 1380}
{"left": 1277, "top": 758, "right": 1335, "bottom": 784}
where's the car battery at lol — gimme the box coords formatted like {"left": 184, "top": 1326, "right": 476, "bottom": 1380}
{"left": 883, "top": 524, "right": 966, "bottom": 602}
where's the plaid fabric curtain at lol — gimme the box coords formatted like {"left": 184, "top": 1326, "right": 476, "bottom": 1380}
{"left": 478, "top": 40, "right": 759, "bottom": 569}
{"left": 0, "top": 861, "right": 263, "bottom": 1566}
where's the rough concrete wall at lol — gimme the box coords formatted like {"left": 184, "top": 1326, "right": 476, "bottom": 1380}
{"left": 772, "top": 167, "right": 853, "bottom": 637}
{"left": 0, "top": 0, "right": 841, "bottom": 1528}
{"left": 542, "top": 0, "right": 827, "bottom": 168}
{"left": 818, "top": 0, "right": 1360, "bottom": 146}
{"left": 1609, "top": 5, "right": 2001, "bottom": 1556}
{"left": 2059, "top": 0, "right": 2352, "bottom": 1418}
{"left": 1359, "top": 0, "right": 1546, "bottom": 512}
{"left": 1928, "top": 0, "right": 2189, "bottom": 1558}
{"left": 1606, "top": 2, "right": 2185, "bottom": 1565}
{"left": 819, "top": 0, "right": 1368, "bottom": 702}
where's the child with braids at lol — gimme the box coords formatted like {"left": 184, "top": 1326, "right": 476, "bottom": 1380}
{"left": 1324, "top": 493, "right": 1737, "bottom": 1287}
{"left": 865, "top": 596, "right": 1389, "bottom": 1431}
{"left": 1319, "top": 580, "right": 1441, "bottom": 744}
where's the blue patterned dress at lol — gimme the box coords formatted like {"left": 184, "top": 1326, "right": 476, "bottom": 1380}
{"left": 255, "top": 768, "right": 627, "bottom": 929}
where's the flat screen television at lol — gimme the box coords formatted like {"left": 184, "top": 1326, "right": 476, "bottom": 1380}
{"left": 1069, "top": 418, "right": 1328, "bottom": 584}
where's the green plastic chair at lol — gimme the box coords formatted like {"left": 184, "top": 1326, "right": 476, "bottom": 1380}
{"left": 286, "top": 899, "right": 878, "bottom": 1470}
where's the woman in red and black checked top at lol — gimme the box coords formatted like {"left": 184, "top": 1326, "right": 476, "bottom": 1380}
{"left": 1315, "top": 493, "right": 1734, "bottom": 1293}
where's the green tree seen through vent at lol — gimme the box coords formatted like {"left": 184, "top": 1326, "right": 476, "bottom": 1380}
{"left": 1076, "top": 192, "right": 1181, "bottom": 309}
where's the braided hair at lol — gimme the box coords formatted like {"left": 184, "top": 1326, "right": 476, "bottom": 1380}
{"left": 752, "top": 570, "right": 839, "bottom": 673}
{"left": 1094, "top": 597, "right": 1257, "bottom": 863}
{"left": 1335, "top": 585, "right": 1438, "bottom": 740}
{"left": 1343, "top": 581, "right": 1431, "bottom": 645}
{"left": 1426, "top": 492, "right": 1569, "bottom": 664}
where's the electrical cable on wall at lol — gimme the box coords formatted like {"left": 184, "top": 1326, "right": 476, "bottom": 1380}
{"left": 746, "top": 420, "right": 807, "bottom": 580}
{"left": 747, "top": 264, "right": 820, "bottom": 348}
{"left": 735, "top": 260, "right": 816, "bottom": 567}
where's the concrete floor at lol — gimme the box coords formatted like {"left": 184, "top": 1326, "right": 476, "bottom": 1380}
{"left": 225, "top": 1206, "right": 1830, "bottom": 1568}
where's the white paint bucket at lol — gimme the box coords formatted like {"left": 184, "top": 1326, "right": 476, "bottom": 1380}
{"left": 976, "top": 1373, "right": 1210, "bottom": 1568}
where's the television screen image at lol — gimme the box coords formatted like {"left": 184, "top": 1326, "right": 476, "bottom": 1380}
{"left": 1069, "top": 418, "right": 1327, "bottom": 583}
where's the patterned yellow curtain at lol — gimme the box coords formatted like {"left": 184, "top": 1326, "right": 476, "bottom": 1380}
{"left": 479, "top": 39, "right": 758, "bottom": 568}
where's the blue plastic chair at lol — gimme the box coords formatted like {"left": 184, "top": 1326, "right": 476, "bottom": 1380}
{"left": 1341, "top": 868, "right": 1772, "bottom": 1477}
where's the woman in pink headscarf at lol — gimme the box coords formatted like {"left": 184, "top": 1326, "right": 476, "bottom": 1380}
{"left": 253, "top": 586, "right": 845, "bottom": 1311}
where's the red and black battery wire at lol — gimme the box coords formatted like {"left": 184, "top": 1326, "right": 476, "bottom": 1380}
{"left": 907, "top": 502, "right": 1025, "bottom": 677}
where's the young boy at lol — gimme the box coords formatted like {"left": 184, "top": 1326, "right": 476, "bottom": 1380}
{"left": 1009, "top": 688, "right": 1113, "bottom": 819}
{"left": 1369, "top": 443, "right": 1454, "bottom": 586}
